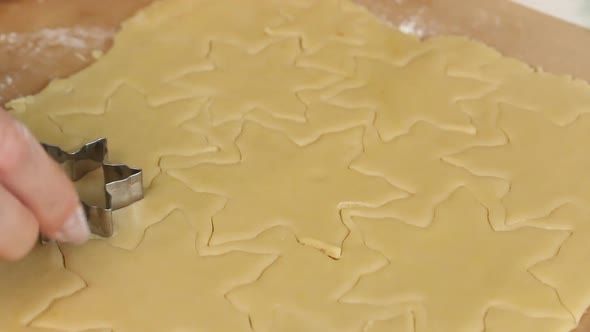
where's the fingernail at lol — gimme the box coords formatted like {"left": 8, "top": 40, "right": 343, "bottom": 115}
{"left": 53, "top": 205, "right": 90, "bottom": 244}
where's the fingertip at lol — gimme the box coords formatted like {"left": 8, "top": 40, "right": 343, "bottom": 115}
{"left": 50, "top": 204, "right": 90, "bottom": 244}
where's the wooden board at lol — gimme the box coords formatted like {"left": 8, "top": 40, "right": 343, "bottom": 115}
{"left": 0, "top": 0, "right": 589, "bottom": 330}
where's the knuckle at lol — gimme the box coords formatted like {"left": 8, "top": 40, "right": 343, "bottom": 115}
{"left": 0, "top": 118, "right": 29, "bottom": 176}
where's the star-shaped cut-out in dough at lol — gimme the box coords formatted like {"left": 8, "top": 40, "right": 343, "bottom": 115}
{"left": 9, "top": 0, "right": 314, "bottom": 116}
{"left": 50, "top": 85, "right": 214, "bottom": 184}
{"left": 324, "top": 51, "right": 495, "bottom": 141}
{"left": 349, "top": 111, "right": 509, "bottom": 228}
{"left": 0, "top": 244, "right": 85, "bottom": 332}
{"left": 160, "top": 100, "right": 244, "bottom": 170}
{"left": 245, "top": 100, "right": 374, "bottom": 145}
{"left": 169, "top": 122, "right": 406, "bottom": 258}
{"left": 8, "top": 106, "right": 85, "bottom": 152}
{"left": 205, "top": 226, "right": 408, "bottom": 332}
{"left": 7, "top": 38, "right": 212, "bottom": 118}
{"left": 423, "top": 37, "right": 533, "bottom": 84}
{"left": 515, "top": 203, "right": 590, "bottom": 322}
{"left": 162, "top": 94, "right": 368, "bottom": 171}
{"left": 446, "top": 105, "right": 590, "bottom": 224}
{"left": 32, "top": 211, "right": 276, "bottom": 332}
{"left": 266, "top": 0, "right": 373, "bottom": 52}
{"left": 343, "top": 188, "right": 572, "bottom": 332}
{"left": 106, "top": 172, "right": 226, "bottom": 250}
{"left": 154, "top": 38, "right": 342, "bottom": 126}
{"left": 474, "top": 65, "right": 590, "bottom": 125}
{"left": 280, "top": 2, "right": 439, "bottom": 76}
{"left": 123, "top": 0, "right": 311, "bottom": 57}
{"left": 295, "top": 28, "right": 420, "bottom": 76}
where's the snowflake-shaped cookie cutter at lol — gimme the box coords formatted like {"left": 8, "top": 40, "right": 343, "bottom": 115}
{"left": 40, "top": 138, "right": 144, "bottom": 239}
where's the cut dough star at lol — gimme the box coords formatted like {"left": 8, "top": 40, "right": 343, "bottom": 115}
{"left": 108, "top": 172, "right": 226, "bottom": 250}
{"left": 7, "top": 0, "right": 313, "bottom": 116}
{"left": 446, "top": 105, "right": 590, "bottom": 224}
{"left": 293, "top": 12, "right": 424, "bottom": 76}
{"left": 266, "top": 0, "right": 373, "bottom": 52}
{"left": 51, "top": 85, "right": 214, "bottom": 184}
{"left": 124, "top": 0, "right": 311, "bottom": 56}
{"left": 8, "top": 107, "right": 85, "bottom": 151}
{"left": 156, "top": 38, "right": 341, "bottom": 125}
{"left": 206, "top": 226, "right": 407, "bottom": 332}
{"left": 519, "top": 203, "right": 590, "bottom": 322}
{"left": 169, "top": 122, "right": 406, "bottom": 258}
{"left": 0, "top": 244, "right": 85, "bottom": 332}
{"left": 278, "top": 0, "right": 457, "bottom": 74}
{"left": 32, "top": 211, "right": 276, "bottom": 332}
{"left": 245, "top": 100, "right": 374, "bottom": 145}
{"left": 480, "top": 67, "right": 590, "bottom": 125}
{"left": 428, "top": 37, "right": 532, "bottom": 83}
{"left": 325, "top": 51, "right": 494, "bottom": 141}
{"left": 343, "top": 188, "right": 572, "bottom": 332}
{"left": 160, "top": 100, "right": 244, "bottom": 170}
{"left": 295, "top": 29, "right": 419, "bottom": 76}
{"left": 6, "top": 38, "right": 211, "bottom": 118}
{"left": 349, "top": 112, "right": 509, "bottom": 228}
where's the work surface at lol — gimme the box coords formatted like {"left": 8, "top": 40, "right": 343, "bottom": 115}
{"left": 1, "top": 0, "right": 590, "bottom": 331}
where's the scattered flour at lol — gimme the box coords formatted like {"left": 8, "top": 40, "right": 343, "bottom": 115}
{"left": 0, "top": 26, "right": 113, "bottom": 52}
{"left": 398, "top": 17, "right": 426, "bottom": 37}
{"left": 0, "top": 26, "right": 114, "bottom": 103}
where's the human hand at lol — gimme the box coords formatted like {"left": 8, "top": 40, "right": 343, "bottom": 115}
{"left": 0, "top": 108, "right": 89, "bottom": 261}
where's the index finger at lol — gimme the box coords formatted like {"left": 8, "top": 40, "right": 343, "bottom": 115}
{"left": 0, "top": 109, "right": 89, "bottom": 243}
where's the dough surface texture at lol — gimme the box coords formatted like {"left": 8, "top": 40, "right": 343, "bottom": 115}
{"left": 3, "top": 0, "right": 590, "bottom": 331}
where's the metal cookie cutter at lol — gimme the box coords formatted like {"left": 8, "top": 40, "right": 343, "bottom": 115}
{"left": 41, "top": 138, "right": 144, "bottom": 238}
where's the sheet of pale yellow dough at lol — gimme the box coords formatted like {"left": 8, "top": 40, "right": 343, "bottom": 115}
{"left": 2, "top": 0, "right": 590, "bottom": 331}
